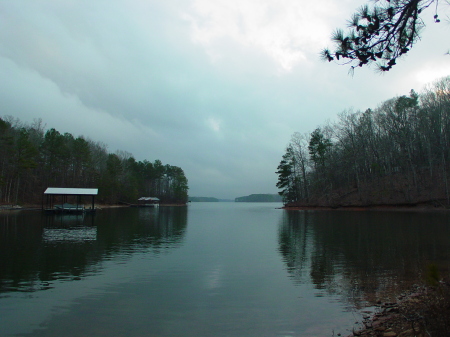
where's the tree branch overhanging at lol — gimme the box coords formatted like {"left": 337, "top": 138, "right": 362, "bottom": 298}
{"left": 321, "top": 0, "right": 441, "bottom": 72}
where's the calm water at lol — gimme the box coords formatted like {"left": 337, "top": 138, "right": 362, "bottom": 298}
{"left": 1, "top": 203, "right": 450, "bottom": 337}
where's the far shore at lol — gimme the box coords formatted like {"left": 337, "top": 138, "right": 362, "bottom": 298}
{"left": 282, "top": 204, "right": 450, "bottom": 212}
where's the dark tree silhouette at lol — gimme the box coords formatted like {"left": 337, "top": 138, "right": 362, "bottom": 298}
{"left": 0, "top": 117, "right": 189, "bottom": 205}
{"left": 276, "top": 76, "right": 450, "bottom": 207}
{"left": 321, "top": 0, "right": 443, "bottom": 73}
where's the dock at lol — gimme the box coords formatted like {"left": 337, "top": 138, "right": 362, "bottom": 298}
{"left": 129, "top": 197, "right": 160, "bottom": 207}
{"left": 43, "top": 187, "right": 98, "bottom": 214}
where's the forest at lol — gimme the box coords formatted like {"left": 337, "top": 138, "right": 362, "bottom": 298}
{"left": 277, "top": 76, "right": 450, "bottom": 208}
{"left": 0, "top": 117, "right": 189, "bottom": 205}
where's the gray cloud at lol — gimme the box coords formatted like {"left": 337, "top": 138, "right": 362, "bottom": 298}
{"left": 1, "top": 0, "right": 449, "bottom": 199}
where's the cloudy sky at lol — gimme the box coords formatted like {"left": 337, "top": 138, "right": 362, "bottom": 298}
{"left": 1, "top": 0, "right": 449, "bottom": 199}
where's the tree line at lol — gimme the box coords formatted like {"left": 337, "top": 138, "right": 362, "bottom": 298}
{"left": 0, "top": 117, "right": 188, "bottom": 205}
{"left": 235, "top": 194, "right": 283, "bottom": 202}
{"left": 277, "top": 76, "right": 450, "bottom": 207}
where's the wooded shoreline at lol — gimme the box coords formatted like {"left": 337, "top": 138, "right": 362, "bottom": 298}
{"left": 0, "top": 203, "right": 187, "bottom": 211}
{"left": 0, "top": 116, "right": 189, "bottom": 206}
{"left": 276, "top": 77, "right": 450, "bottom": 214}
{"left": 282, "top": 203, "right": 450, "bottom": 212}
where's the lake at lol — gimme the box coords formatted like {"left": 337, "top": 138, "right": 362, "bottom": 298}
{"left": 1, "top": 203, "right": 450, "bottom": 336}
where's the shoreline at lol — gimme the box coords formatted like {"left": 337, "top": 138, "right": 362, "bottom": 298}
{"left": 0, "top": 203, "right": 187, "bottom": 211}
{"left": 348, "top": 281, "right": 450, "bottom": 336}
{"left": 282, "top": 204, "right": 450, "bottom": 212}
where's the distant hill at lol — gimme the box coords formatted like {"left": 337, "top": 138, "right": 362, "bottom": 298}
{"left": 235, "top": 194, "right": 283, "bottom": 202}
{"left": 189, "top": 197, "right": 219, "bottom": 202}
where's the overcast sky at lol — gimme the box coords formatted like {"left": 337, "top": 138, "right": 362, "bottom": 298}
{"left": 1, "top": 0, "right": 449, "bottom": 199}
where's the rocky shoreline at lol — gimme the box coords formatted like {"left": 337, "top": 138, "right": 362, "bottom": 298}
{"left": 349, "top": 282, "right": 450, "bottom": 337}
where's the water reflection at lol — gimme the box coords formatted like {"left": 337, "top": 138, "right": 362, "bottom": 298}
{"left": 278, "top": 210, "right": 450, "bottom": 305}
{"left": 0, "top": 207, "right": 187, "bottom": 294}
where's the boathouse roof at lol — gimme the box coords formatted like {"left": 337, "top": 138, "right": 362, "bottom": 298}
{"left": 138, "top": 197, "right": 160, "bottom": 201}
{"left": 44, "top": 187, "right": 99, "bottom": 195}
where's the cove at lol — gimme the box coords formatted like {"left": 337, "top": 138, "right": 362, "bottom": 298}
{"left": 1, "top": 203, "right": 450, "bottom": 336}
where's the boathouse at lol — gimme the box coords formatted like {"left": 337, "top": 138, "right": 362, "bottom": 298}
{"left": 43, "top": 187, "right": 98, "bottom": 213}
{"left": 136, "top": 197, "right": 160, "bottom": 207}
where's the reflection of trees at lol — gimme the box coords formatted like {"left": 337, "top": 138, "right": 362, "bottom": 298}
{"left": 278, "top": 211, "right": 311, "bottom": 284}
{"left": 0, "top": 207, "right": 187, "bottom": 294}
{"left": 0, "top": 211, "right": 45, "bottom": 292}
{"left": 97, "top": 207, "right": 187, "bottom": 255}
{"left": 278, "top": 210, "right": 450, "bottom": 303}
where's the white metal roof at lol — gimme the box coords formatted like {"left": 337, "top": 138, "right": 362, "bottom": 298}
{"left": 138, "top": 197, "right": 160, "bottom": 201}
{"left": 44, "top": 188, "right": 98, "bottom": 195}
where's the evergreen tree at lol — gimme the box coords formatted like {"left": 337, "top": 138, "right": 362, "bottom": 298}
{"left": 0, "top": 116, "right": 189, "bottom": 205}
{"left": 322, "top": 0, "right": 445, "bottom": 72}
{"left": 276, "top": 147, "right": 299, "bottom": 203}
{"left": 308, "top": 128, "right": 332, "bottom": 170}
